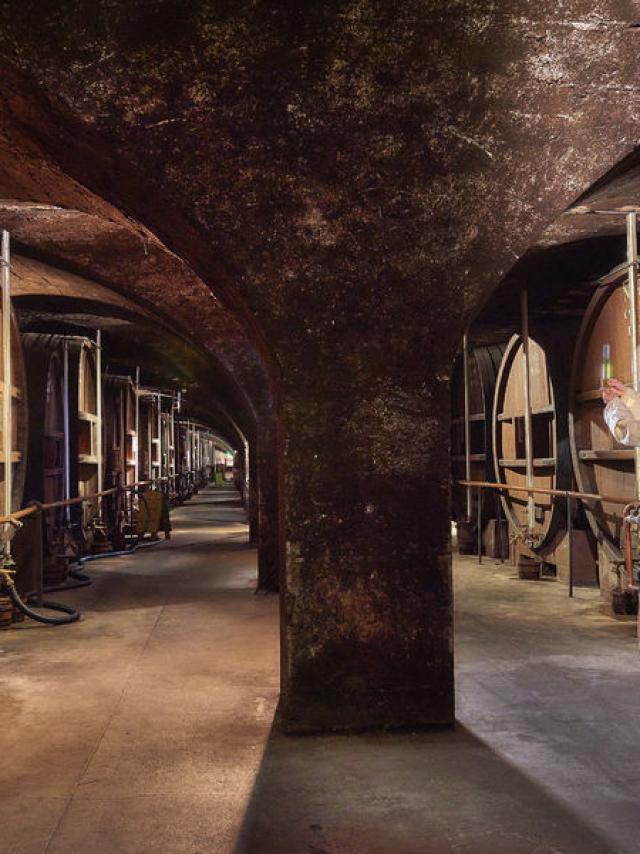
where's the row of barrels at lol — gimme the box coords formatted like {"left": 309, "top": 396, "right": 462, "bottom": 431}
{"left": 453, "top": 272, "right": 637, "bottom": 592}
{"left": 3, "top": 321, "right": 216, "bottom": 523}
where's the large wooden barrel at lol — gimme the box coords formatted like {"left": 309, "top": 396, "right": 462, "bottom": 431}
{"left": 71, "top": 338, "right": 102, "bottom": 510}
{"left": 139, "top": 392, "right": 160, "bottom": 481}
{"left": 21, "top": 335, "right": 100, "bottom": 519}
{"left": 103, "top": 375, "right": 137, "bottom": 488}
{"left": 570, "top": 280, "right": 636, "bottom": 560}
{"left": 176, "top": 421, "right": 190, "bottom": 473}
{"left": 0, "top": 312, "right": 28, "bottom": 515}
{"left": 160, "top": 411, "right": 175, "bottom": 479}
{"left": 22, "top": 334, "right": 65, "bottom": 536}
{"left": 492, "top": 329, "right": 573, "bottom": 554}
{"left": 451, "top": 344, "right": 505, "bottom": 525}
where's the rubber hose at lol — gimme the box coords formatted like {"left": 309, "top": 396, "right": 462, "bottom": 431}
{"left": 42, "top": 569, "right": 92, "bottom": 594}
{"left": 6, "top": 582, "right": 79, "bottom": 625}
{"left": 9, "top": 530, "right": 167, "bottom": 624}
{"left": 78, "top": 547, "right": 136, "bottom": 565}
{"left": 44, "top": 539, "right": 164, "bottom": 593}
{"left": 81, "top": 538, "right": 164, "bottom": 562}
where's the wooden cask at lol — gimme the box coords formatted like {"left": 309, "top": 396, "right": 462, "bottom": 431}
{"left": 492, "top": 329, "right": 572, "bottom": 555}
{"left": 0, "top": 311, "right": 28, "bottom": 515}
{"left": 21, "top": 334, "right": 100, "bottom": 527}
{"left": 160, "top": 411, "right": 175, "bottom": 480}
{"left": 451, "top": 344, "right": 504, "bottom": 552}
{"left": 570, "top": 280, "right": 636, "bottom": 561}
{"left": 22, "top": 334, "right": 65, "bottom": 509}
{"left": 103, "top": 375, "right": 137, "bottom": 488}
{"left": 139, "top": 393, "right": 160, "bottom": 481}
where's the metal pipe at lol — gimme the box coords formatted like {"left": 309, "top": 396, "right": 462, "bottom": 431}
{"left": 1, "top": 231, "right": 12, "bottom": 541}
{"left": 62, "top": 340, "right": 71, "bottom": 526}
{"left": 135, "top": 366, "right": 140, "bottom": 485}
{"left": 95, "top": 330, "right": 103, "bottom": 516}
{"left": 157, "top": 393, "right": 162, "bottom": 479}
{"left": 520, "top": 289, "right": 535, "bottom": 532}
{"left": 170, "top": 399, "right": 176, "bottom": 478}
{"left": 496, "top": 489, "right": 504, "bottom": 564}
{"left": 567, "top": 494, "right": 573, "bottom": 598}
{"left": 244, "top": 438, "right": 250, "bottom": 501}
{"left": 477, "top": 485, "right": 483, "bottom": 565}
{"left": 463, "top": 332, "right": 472, "bottom": 520}
{"left": 626, "top": 212, "right": 640, "bottom": 500}
{"left": 622, "top": 502, "right": 639, "bottom": 589}
{"left": 458, "top": 478, "right": 631, "bottom": 507}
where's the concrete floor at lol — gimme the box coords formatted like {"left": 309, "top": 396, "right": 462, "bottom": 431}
{"left": 1, "top": 492, "right": 639, "bottom": 853}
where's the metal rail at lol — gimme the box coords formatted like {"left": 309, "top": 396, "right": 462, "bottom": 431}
{"left": 520, "top": 289, "right": 535, "bottom": 531}
{"left": 1, "top": 230, "right": 13, "bottom": 569}
{"left": 458, "top": 478, "right": 631, "bottom": 508}
{"left": 462, "top": 332, "right": 472, "bottom": 519}
{"left": 458, "top": 478, "right": 634, "bottom": 598}
{"left": 0, "top": 471, "right": 201, "bottom": 526}
{"left": 626, "top": 211, "right": 640, "bottom": 502}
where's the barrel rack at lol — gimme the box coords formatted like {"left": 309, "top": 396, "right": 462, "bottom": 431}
{"left": 458, "top": 208, "right": 640, "bottom": 590}
{"left": 0, "top": 467, "right": 207, "bottom": 626}
{"left": 458, "top": 478, "right": 633, "bottom": 599}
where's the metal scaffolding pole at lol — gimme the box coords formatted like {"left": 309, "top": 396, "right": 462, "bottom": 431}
{"left": 1, "top": 231, "right": 12, "bottom": 539}
{"left": 626, "top": 212, "right": 640, "bottom": 500}
{"left": 170, "top": 398, "right": 176, "bottom": 478}
{"left": 95, "top": 330, "right": 103, "bottom": 517}
{"left": 520, "top": 289, "right": 535, "bottom": 532}
{"left": 135, "top": 366, "right": 140, "bottom": 485}
{"left": 157, "top": 393, "right": 162, "bottom": 479}
{"left": 463, "top": 332, "right": 472, "bottom": 520}
{"left": 63, "top": 340, "right": 71, "bottom": 526}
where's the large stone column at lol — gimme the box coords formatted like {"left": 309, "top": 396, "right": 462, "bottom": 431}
{"left": 248, "top": 441, "right": 259, "bottom": 546}
{"left": 256, "top": 417, "right": 282, "bottom": 594}
{"left": 278, "top": 361, "right": 454, "bottom": 732}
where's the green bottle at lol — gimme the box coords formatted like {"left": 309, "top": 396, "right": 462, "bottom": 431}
{"left": 601, "top": 343, "right": 612, "bottom": 382}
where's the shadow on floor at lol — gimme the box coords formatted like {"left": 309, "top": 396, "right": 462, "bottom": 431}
{"left": 183, "top": 498, "right": 243, "bottom": 508}
{"left": 234, "top": 721, "right": 615, "bottom": 854}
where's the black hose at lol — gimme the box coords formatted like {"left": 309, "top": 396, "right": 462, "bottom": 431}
{"left": 42, "top": 569, "right": 92, "bottom": 594}
{"left": 43, "top": 538, "right": 165, "bottom": 596}
{"left": 5, "top": 580, "right": 79, "bottom": 625}
{"left": 3, "top": 495, "right": 171, "bottom": 627}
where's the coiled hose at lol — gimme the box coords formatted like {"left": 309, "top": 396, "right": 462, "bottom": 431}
{"left": 4, "top": 490, "right": 166, "bottom": 626}
{"left": 41, "top": 535, "right": 165, "bottom": 596}
{"left": 2, "top": 574, "right": 80, "bottom": 625}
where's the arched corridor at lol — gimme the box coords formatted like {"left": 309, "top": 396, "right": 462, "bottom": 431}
{"left": 2, "top": 3, "right": 640, "bottom": 851}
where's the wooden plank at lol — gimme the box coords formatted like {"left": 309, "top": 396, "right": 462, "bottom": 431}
{"left": 497, "top": 404, "right": 554, "bottom": 421}
{"left": 499, "top": 457, "right": 555, "bottom": 468}
{"left": 578, "top": 449, "right": 635, "bottom": 461}
{"left": 452, "top": 454, "right": 486, "bottom": 462}
{"left": 451, "top": 413, "right": 484, "bottom": 424}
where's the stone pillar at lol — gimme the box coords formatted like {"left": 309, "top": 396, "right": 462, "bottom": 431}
{"left": 278, "top": 370, "right": 454, "bottom": 733}
{"left": 256, "top": 417, "right": 282, "bottom": 594}
{"left": 248, "top": 440, "right": 259, "bottom": 545}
